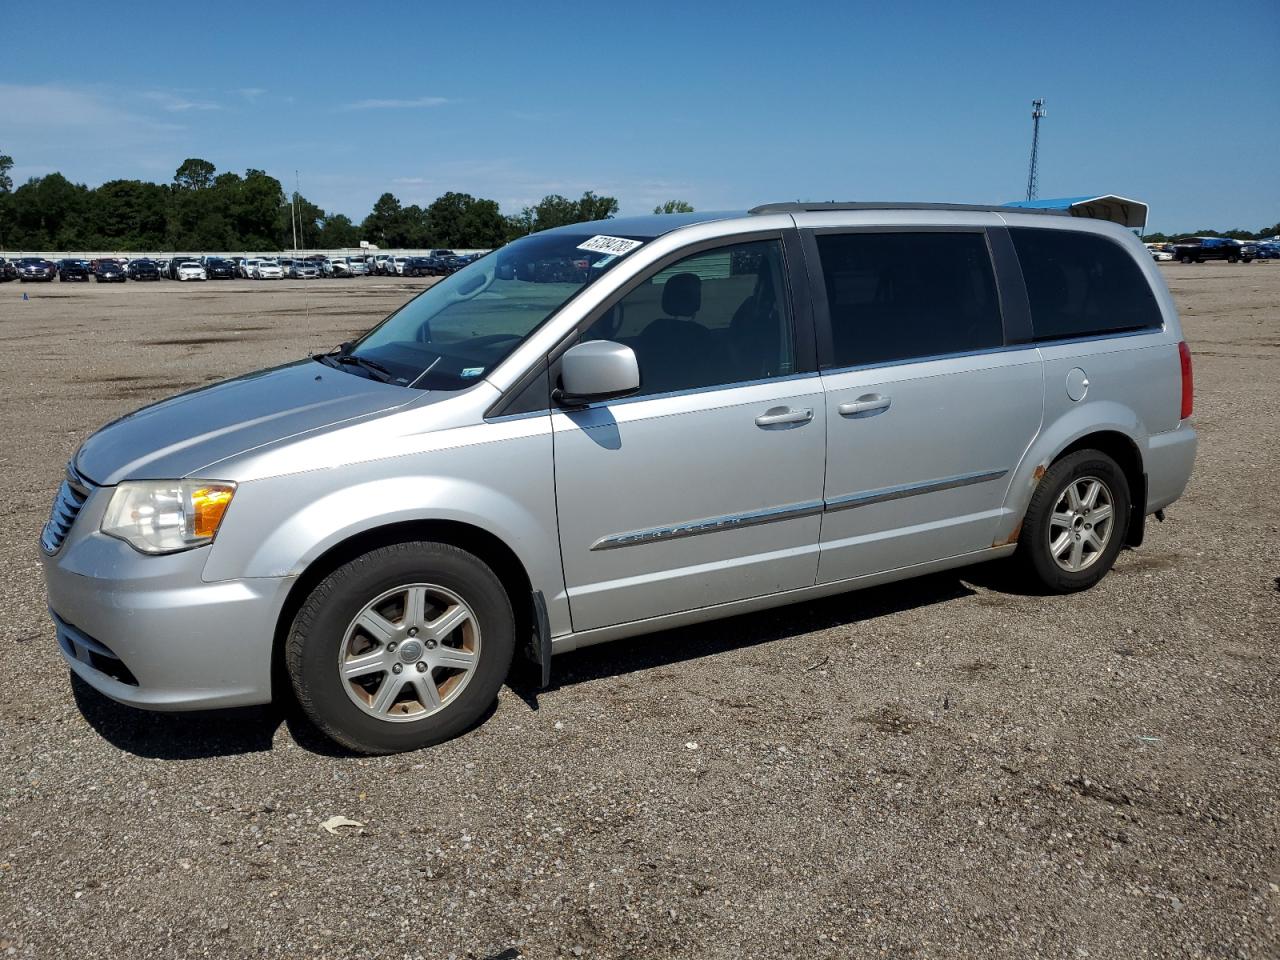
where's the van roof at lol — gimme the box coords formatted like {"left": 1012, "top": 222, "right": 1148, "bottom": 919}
{"left": 549, "top": 195, "right": 1147, "bottom": 241}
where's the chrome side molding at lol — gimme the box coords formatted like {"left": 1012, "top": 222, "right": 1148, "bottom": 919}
{"left": 590, "top": 500, "right": 824, "bottom": 551}
{"left": 823, "top": 469, "right": 1008, "bottom": 513}
{"left": 590, "top": 469, "right": 1008, "bottom": 550}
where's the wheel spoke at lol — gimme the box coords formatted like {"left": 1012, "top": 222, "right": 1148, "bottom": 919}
{"left": 1051, "top": 511, "right": 1075, "bottom": 529}
{"left": 403, "top": 586, "right": 428, "bottom": 630}
{"left": 1069, "top": 537, "right": 1085, "bottom": 570}
{"left": 425, "top": 604, "right": 470, "bottom": 642}
{"left": 1089, "top": 503, "right": 1113, "bottom": 524}
{"left": 1065, "top": 483, "right": 1083, "bottom": 511}
{"left": 412, "top": 675, "right": 442, "bottom": 711}
{"left": 1082, "top": 480, "right": 1102, "bottom": 509}
{"left": 1050, "top": 531, "right": 1073, "bottom": 559}
{"left": 432, "top": 646, "right": 477, "bottom": 671}
{"left": 342, "top": 650, "right": 387, "bottom": 679}
{"left": 356, "top": 610, "right": 397, "bottom": 645}
{"left": 370, "top": 674, "right": 406, "bottom": 714}
{"left": 1084, "top": 529, "right": 1106, "bottom": 553}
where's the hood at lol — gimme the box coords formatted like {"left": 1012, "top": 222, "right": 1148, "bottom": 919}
{"left": 75, "top": 360, "right": 418, "bottom": 485}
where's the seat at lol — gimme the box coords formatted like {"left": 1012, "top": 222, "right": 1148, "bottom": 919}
{"left": 729, "top": 267, "right": 782, "bottom": 380}
{"left": 635, "top": 273, "right": 715, "bottom": 395}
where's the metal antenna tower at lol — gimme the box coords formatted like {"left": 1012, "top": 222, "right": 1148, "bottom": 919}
{"left": 1025, "top": 98, "right": 1046, "bottom": 202}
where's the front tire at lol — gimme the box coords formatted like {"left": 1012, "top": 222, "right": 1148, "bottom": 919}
{"left": 1016, "top": 449, "right": 1131, "bottom": 593}
{"left": 286, "top": 541, "right": 515, "bottom": 754}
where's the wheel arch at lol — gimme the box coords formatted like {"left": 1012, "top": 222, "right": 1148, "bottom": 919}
{"left": 999, "top": 417, "right": 1148, "bottom": 549}
{"left": 271, "top": 519, "right": 533, "bottom": 701}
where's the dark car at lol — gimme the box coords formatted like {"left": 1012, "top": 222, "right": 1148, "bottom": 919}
{"left": 127, "top": 259, "right": 161, "bottom": 281}
{"left": 204, "top": 257, "right": 236, "bottom": 279}
{"left": 17, "top": 258, "right": 57, "bottom": 282}
{"left": 58, "top": 259, "right": 91, "bottom": 282}
{"left": 0, "top": 258, "right": 19, "bottom": 281}
{"left": 401, "top": 256, "right": 434, "bottom": 277}
{"left": 1172, "top": 237, "right": 1256, "bottom": 264}
{"left": 95, "top": 260, "right": 127, "bottom": 282}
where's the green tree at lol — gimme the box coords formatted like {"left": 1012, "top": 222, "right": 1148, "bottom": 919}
{"left": 575, "top": 190, "right": 619, "bottom": 222}
{"left": 0, "top": 151, "right": 13, "bottom": 194}
{"left": 234, "top": 169, "right": 285, "bottom": 249}
{"left": 317, "top": 212, "right": 360, "bottom": 248}
{"left": 91, "top": 180, "right": 168, "bottom": 248}
{"left": 653, "top": 200, "right": 694, "bottom": 214}
{"left": 173, "top": 158, "right": 216, "bottom": 191}
{"left": 426, "top": 192, "right": 506, "bottom": 248}
{"left": 360, "top": 192, "right": 403, "bottom": 246}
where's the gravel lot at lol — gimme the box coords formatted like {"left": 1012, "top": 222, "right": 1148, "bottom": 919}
{"left": 0, "top": 266, "right": 1276, "bottom": 959}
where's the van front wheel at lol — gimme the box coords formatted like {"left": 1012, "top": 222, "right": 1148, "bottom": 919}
{"left": 286, "top": 541, "right": 515, "bottom": 754}
{"left": 1016, "top": 449, "right": 1131, "bottom": 593}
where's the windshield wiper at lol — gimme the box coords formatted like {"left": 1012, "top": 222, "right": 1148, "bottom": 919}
{"left": 332, "top": 354, "right": 395, "bottom": 382}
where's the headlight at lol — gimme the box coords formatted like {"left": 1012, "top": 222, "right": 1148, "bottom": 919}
{"left": 101, "top": 480, "right": 236, "bottom": 554}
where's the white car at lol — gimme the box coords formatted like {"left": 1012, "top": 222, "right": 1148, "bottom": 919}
{"left": 330, "top": 257, "right": 354, "bottom": 277}
{"left": 176, "top": 261, "right": 207, "bottom": 281}
{"left": 256, "top": 259, "right": 283, "bottom": 280}
{"left": 1151, "top": 249, "right": 1174, "bottom": 262}
{"left": 390, "top": 256, "right": 410, "bottom": 275}
{"left": 241, "top": 258, "right": 261, "bottom": 278}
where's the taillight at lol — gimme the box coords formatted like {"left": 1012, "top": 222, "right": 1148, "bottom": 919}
{"left": 1178, "top": 341, "right": 1193, "bottom": 420}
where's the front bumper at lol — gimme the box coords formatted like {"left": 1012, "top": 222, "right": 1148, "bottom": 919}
{"left": 41, "top": 486, "right": 291, "bottom": 711}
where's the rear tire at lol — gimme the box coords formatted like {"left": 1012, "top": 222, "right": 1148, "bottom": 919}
{"left": 287, "top": 541, "right": 515, "bottom": 754}
{"left": 1016, "top": 449, "right": 1131, "bottom": 593}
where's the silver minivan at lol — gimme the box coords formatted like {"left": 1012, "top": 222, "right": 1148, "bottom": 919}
{"left": 40, "top": 203, "right": 1197, "bottom": 753}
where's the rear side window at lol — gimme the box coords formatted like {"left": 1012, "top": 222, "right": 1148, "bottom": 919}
{"left": 816, "top": 232, "right": 1003, "bottom": 367}
{"left": 1010, "top": 228, "right": 1163, "bottom": 341}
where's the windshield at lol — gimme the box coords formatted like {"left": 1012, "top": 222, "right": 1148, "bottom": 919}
{"left": 348, "top": 229, "right": 643, "bottom": 390}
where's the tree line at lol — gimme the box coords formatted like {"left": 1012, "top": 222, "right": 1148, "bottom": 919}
{"left": 0, "top": 152, "right": 691, "bottom": 252}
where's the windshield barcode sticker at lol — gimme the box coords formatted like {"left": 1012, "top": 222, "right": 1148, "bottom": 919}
{"left": 577, "top": 235, "right": 643, "bottom": 256}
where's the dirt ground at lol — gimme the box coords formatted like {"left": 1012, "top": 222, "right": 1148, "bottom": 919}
{"left": 0, "top": 265, "right": 1276, "bottom": 959}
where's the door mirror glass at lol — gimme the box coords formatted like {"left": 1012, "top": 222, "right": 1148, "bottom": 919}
{"left": 556, "top": 340, "right": 640, "bottom": 406}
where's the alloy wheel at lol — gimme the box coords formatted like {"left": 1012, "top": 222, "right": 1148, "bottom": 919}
{"left": 338, "top": 583, "right": 481, "bottom": 722}
{"left": 1047, "top": 475, "right": 1115, "bottom": 572}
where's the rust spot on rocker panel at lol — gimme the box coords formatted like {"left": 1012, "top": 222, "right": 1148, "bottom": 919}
{"left": 1032, "top": 464, "right": 1047, "bottom": 482}
{"left": 994, "top": 520, "right": 1023, "bottom": 548}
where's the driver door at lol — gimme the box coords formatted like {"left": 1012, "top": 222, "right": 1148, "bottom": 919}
{"left": 551, "top": 235, "right": 827, "bottom": 632}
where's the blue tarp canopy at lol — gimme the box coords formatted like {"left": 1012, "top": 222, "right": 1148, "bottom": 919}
{"left": 1003, "top": 195, "right": 1148, "bottom": 229}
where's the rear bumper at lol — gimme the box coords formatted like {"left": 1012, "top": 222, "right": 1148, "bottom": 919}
{"left": 41, "top": 503, "right": 290, "bottom": 711}
{"left": 1145, "top": 423, "right": 1197, "bottom": 514}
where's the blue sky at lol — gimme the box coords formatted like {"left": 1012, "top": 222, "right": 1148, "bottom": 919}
{"left": 3, "top": 1, "right": 1277, "bottom": 233}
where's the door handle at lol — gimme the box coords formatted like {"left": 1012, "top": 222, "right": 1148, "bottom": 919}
{"left": 838, "top": 394, "right": 892, "bottom": 417}
{"left": 754, "top": 406, "right": 814, "bottom": 427}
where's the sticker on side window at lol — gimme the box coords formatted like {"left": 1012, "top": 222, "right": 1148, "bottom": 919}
{"left": 577, "top": 235, "right": 643, "bottom": 256}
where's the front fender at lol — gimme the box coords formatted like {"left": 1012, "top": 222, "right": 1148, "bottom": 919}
{"left": 199, "top": 426, "right": 565, "bottom": 626}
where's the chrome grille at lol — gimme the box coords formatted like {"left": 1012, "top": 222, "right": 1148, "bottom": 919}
{"left": 40, "top": 466, "right": 91, "bottom": 555}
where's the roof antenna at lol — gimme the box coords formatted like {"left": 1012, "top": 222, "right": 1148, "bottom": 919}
{"left": 1025, "top": 98, "right": 1046, "bottom": 202}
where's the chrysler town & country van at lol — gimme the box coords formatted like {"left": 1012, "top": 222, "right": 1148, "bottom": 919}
{"left": 40, "top": 202, "right": 1197, "bottom": 753}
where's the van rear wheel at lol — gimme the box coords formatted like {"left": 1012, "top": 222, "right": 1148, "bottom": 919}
{"left": 1016, "top": 449, "right": 1131, "bottom": 593}
{"left": 286, "top": 541, "right": 515, "bottom": 754}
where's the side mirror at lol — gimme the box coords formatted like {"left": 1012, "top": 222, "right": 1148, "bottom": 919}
{"left": 554, "top": 340, "right": 640, "bottom": 407}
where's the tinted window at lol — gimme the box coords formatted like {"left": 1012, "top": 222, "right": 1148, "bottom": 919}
{"left": 580, "top": 239, "right": 795, "bottom": 398}
{"left": 1010, "top": 228, "right": 1162, "bottom": 341}
{"left": 816, "top": 232, "right": 1003, "bottom": 367}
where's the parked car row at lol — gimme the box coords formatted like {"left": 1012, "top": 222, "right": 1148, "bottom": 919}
{"left": 0, "top": 251, "right": 491, "bottom": 283}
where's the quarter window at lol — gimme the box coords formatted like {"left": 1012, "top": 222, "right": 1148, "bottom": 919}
{"left": 581, "top": 239, "right": 795, "bottom": 398}
{"left": 816, "top": 232, "right": 1004, "bottom": 367}
{"left": 1010, "top": 228, "right": 1163, "bottom": 341}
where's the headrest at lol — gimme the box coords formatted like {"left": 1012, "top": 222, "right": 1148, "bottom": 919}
{"left": 661, "top": 272, "right": 701, "bottom": 317}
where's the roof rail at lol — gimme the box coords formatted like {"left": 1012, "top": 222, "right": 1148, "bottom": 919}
{"left": 751, "top": 196, "right": 1148, "bottom": 229}
{"left": 749, "top": 201, "right": 1067, "bottom": 217}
